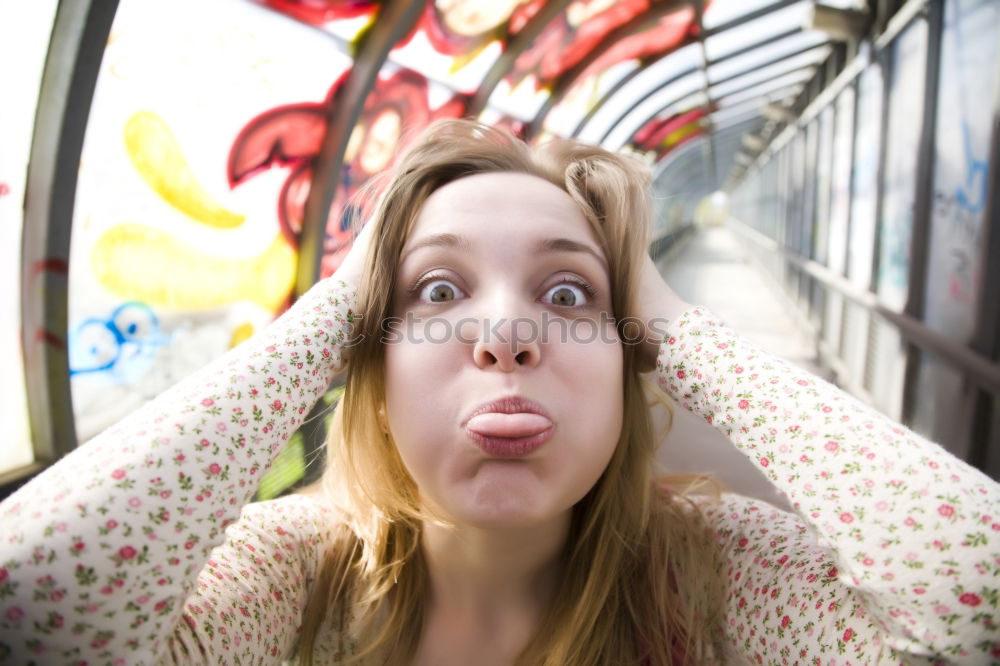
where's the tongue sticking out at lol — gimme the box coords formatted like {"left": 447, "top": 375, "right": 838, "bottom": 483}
{"left": 466, "top": 413, "right": 552, "bottom": 438}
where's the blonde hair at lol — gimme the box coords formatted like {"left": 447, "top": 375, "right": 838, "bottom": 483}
{"left": 298, "top": 120, "right": 726, "bottom": 664}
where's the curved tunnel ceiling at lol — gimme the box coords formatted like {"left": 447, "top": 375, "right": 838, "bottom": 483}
{"left": 195, "top": 0, "right": 849, "bottom": 290}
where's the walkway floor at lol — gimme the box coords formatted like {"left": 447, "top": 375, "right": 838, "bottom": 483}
{"left": 652, "top": 223, "right": 823, "bottom": 510}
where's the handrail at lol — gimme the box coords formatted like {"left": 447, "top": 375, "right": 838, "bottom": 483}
{"left": 730, "top": 219, "right": 1000, "bottom": 397}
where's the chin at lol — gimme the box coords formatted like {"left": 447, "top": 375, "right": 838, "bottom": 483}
{"left": 442, "top": 484, "right": 575, "bottom": 530}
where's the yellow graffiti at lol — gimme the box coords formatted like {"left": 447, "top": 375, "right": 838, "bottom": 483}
{"left": 664, "top": 122, "right": 700, "bottom": 149}
{"left": 124, "top": 110, "right": 246, "bottom": 228}
{"left": 92, "top": 224, "right": 296, "bottom": 312}
{"left": 228, "top": 322, "right": 256, "bottom": 348}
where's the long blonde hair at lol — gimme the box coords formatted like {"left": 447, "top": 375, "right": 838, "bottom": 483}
{"left": 298, "top": 120, "right": 727, "bottom": 664}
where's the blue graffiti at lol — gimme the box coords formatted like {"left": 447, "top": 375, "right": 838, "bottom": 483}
{"left": 955, "top": 121, "right": 989, "bottom": 215}
{"left": 69, "top": 302, "right": 167, "bottom": 380}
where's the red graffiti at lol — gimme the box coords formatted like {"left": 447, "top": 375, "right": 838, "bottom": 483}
{"left": 0, "top": 182, "right": 11, "bottom": 197}
{"left": 631, "top": 106, "right": 712, "bottom": 161}
{"left": 509, "top": 0, "right": 702, "bottom": 91}
{"left": 31, "top": 257, "right": 70, "bottom": 278}
{"left": 261, "top": 0, "right": 379, "bottom": 26}
{"left": 413, "top": 0, "right": 545, "bottom": 56}
{"left": 35, "top": 327, "right": 66, "bottom": 350}
{"left": 229, "top": 68, "right": 468, "bottom": 275}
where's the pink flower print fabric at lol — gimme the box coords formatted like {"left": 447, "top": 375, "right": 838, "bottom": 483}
{"left": 1, "top": 293, "right": 997, "bottom": 664}
{"left": 0, "top": 279, "right": 357, "bottom": 663}
{"left": 659, "top": 307, "right": 1000, "bottom": 665}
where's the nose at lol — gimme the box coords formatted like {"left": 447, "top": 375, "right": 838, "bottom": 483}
{"left": 469, "top": 298, "right": 542, "bottom": 372}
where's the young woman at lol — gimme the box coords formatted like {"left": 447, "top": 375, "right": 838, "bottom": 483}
{"left": 1, "top": 120, "right": 997, "bottom": 665}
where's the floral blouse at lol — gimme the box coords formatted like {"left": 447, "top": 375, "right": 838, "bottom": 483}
{"left": 1, "top": 279, "right": 997, "bottom": 665}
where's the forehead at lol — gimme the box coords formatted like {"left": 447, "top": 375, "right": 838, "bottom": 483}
{"left": 408, "top": 172, "right": 597, "bottom": 244}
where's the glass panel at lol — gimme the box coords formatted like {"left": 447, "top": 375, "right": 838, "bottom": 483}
{"left": 509, "top": 0, "right": 673, "bottom": 92}
{"left": 601, "top": 73, "right": 705, "bottom": 149}
{"left": 923, "top": 0, "right": 998, "bottom": 340}
{"left": 386, "top": 1, "right": 550, "bottom": 94}
{"left": 869, "top": 20, "right": 928, "bottom": 421}
{"left": 581, "top": 7, "right": 696, "bottom": 81}
{"left": 68, "top": 0, "right": 352, "bottom": 442}
{"left": 485, "top": 74, "right": 552, "bottom": 121}
{"left": 828, "top": 88, "right": 855, "bottom": 277}
{"left": 707, "top": 31, "right": 828, "bottom": 83}
{"left": 709, "top": 48, "right": 827, "bottom": 97}
{"left": 576, "top": 42, "right": 701, "bottom": 143}
{"left": 822, "top": 88, "right": 856, "bottom": 355}
{"left": 842, "top": 72, "right": 872, "bottom": 385}
{"left": 543, "top": 60, "right": 637, "bottom": 135}
{"left": 814, "top": 107, "right": 835, "bottom": 265}
{"left": 704, "top": 1, "right": 813, "bottom": 61}
{"left": 628, "top": 108, "right": 706, "bottom": 159}
{"left": 703, "top": 0, "right": 783, "bottom": 30}
{"left": 847, "top": 63, "right": 883, "bottom": 290}
{"left": 876, "top": 19, "right": 928, "bottom": 309}
{"left": 913, "top": 0, "right": 1000, "bottom": 456}
{"left": 707, "top": 99, "right": 766, "bottom": 127}
{"left": 0, "top": 0, "right": 58, "bottom": 475}
{"left": 652, "top": 139, "right": 709, "bottom": 236}
{"left": 714, "top": 73, "right": 812, "bottom": 108}
{"left": 261, "top": 0, "right": 377, "bottom": 44}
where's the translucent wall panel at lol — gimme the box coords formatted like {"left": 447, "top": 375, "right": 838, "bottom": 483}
{"left": 0, "top": 1, "right": 59, "bottom": 475}
{"left": 508, "top": 0, "right": 654, "bottom": 92}
{"left": 68, "top": 0, "right": 352, "bottom": 442}
{"left": 544, "top": 60, "right": 637, "bottom": 135}
{"left": 387, "top": 1, "right": 540, "bottom": 93}
{"left": 877, "top": 20, "right": 927, "bottom": 309}
{"left": 822, "top": 88, "right": 856, "bottom": 356}
{"left": 841, "top": 67, "right": 882, "bottom": 395}
{"left": 601, "top": 73, "right": 704, "bottom": 149}
{"left": 704, "top": 1, "right": 811, "bottom": 61}
{"left": 577, "top": 43, "right": 700, "bottom": 144}
{"left": 913, "top": 0, "right": 1000, "bottom": 453}
{"left": 543, "top": 5, "right": 697, "bottom": 137}
{"left": 869, "top": 19, "right": 928, "bottom": 420}
{"left": 847, "top": 65, "right": 882, "bottom": 291}
{"left": 707, "top": 31, "right": 828, "bottom": 83}
{"left": 262, "top": 0, "right": 377, "bottom": 43}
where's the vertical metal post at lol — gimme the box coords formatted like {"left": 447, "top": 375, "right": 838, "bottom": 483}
{"left": 20, "top": 0, "right": 119, "bottom": 468}
{"left": 968, "top": 43, "right": 1000, "bottom": 477}
{"left": 900, "top": 0, "right": 943, "bottom": 425}
{"left": 296, "top": 0, "right": 425, "bottom": 295}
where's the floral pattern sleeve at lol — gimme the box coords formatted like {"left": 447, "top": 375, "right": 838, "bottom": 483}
{"left": 0, "top": 279, "right": 357, "bottom": 664}
{"left": 656, "top": 307, "right": 1000, "bottom": 666}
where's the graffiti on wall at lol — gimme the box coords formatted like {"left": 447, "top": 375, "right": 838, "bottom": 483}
{"left": 229, "top": 68, "right": 468, "bottom": 277}
{"left": 924, "top": 0, "right": 999, "bottom": 335}
{"left": 629, "top": 106, "right": 709, "bottom": 161}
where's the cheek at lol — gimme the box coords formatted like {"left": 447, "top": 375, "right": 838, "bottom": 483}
{"left": 557, "top": 340, "right": 624, "bottom": 451}
{"left": 382, "top": 340, "right": 461, "bottom": 479}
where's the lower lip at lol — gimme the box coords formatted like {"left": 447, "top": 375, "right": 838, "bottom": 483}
{"left": 465, "top": 413, "right": 554, "bottom": 458}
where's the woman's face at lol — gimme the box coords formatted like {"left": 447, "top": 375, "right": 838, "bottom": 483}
{"left": 383, "top": 172, "right": 624, "bottom": 528}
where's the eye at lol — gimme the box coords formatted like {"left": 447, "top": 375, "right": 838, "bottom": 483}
{"left": 542, "top": 281, "right": 591, "bottom": 307}
{"left": 419, "top": 278, "right": 464, "bottom": 303}
{"left": 111, "top": 302, "right": 159, "bottom": 341}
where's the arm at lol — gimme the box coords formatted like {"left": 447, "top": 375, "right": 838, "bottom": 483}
{"left": 640, "top": 257, "right": 1000, "bottom": 664}
{"left": 0, "top": 226, "right": 372, "bottom": 664}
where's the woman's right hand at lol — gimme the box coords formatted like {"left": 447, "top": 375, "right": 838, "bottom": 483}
{"left": 333, "top": 219, "right": 376, "bottom": 287}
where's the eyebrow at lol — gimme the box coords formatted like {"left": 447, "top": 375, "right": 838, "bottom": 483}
{"left": 538, "top": 237, "right": 607, "bottom": 268}
{"left": 399, "top": 233, "right": 471, "bottom": 264}
{"left": 399, "top": 233, "right": 607, "bottom": 268}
